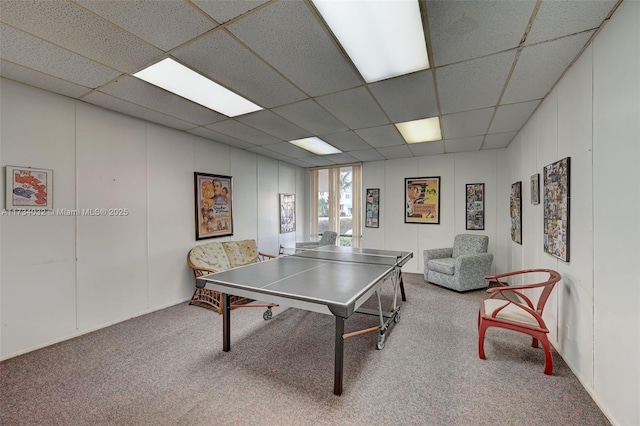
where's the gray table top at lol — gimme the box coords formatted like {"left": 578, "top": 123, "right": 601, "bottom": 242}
{"left": 197, "top": 246, "right": 412, "bottom": 318}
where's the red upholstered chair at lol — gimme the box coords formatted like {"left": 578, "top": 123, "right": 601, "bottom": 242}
{"left": 478, "top": 269, "right": 562, "bottom": 374}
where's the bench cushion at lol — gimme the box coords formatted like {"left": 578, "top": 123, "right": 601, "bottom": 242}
{"left": 223, "top": 240, "right": 259, "bottom": 268}
{"left": 188, "top": 242, "right": 231, "bottom": 272}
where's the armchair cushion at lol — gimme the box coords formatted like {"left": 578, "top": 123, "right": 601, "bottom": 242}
{"left": 452, "top": 234, "right": 489, "bottom": 258}
{"left": 427, "top": 258, "right": 455, "bottom": 275}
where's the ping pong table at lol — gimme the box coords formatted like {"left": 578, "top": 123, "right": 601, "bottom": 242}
{"left": 196, "top": 245, "right": 413, "bottom": 395}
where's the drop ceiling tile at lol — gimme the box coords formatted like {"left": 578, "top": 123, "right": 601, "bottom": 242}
{"left": 355, "top": 125, "right": 405, "bottom": 148}
{"left": 489, "top": 100, "right": 540, "bottom": 133}
{"left": 316, "top": 87, "right": 389, "bottom": 129}
{"left": 235, "top": 110, "right": 310, "bottom": 141}
{"left": 1, "top": 60, "right": 92, "bottom": 98}
{"left": 273, "top": 99, "right": 349, "bottom": 135}
{"left": 483, "top": 131, "right": 518, "bottom": 149}
{"left": 206, "top": 119, "right": 281, "bottom": 146}
{"left": 437, "top": 50, "right": 516, "bottom": 114}
{"left": 408, "top": 141, "right": 445, "bottom": 156}
{"left": 368, "top": 71, "right": 438, "bottom": 123}
{"left": 502, "top": 31, "right": 594, "bottom": 104}
{"left": 322, "top": 153, "right": 359, "bottom": 164}
{"left": 441, "top": 108, "right": 494, "bottom": 139}
{"left": 76, "top": 0, "right": 215, "bottom": 51}
{"left": 349, "top": 149, "right": 385, "bottom": 162}
{"left": 247, "top": 146, "right": 296, "bottom": 162}
{"left": 285, "top": 158, "right": 315, "bottom": 168}
{"left": 187, "top": 127, "right": 257, "bottom": 150}
{"left": 99, "top": 76, "right": 226, "bottom": 126}
{"left": 0, "top": 0, "right": 162, "bottom": 73}
{"left": 82, "top": 92, "right": 194, "bottom": 130}
{"left": 192, "top": 0, "right": 269, "bottom": 24}
{"left": 172, "top": 30, "right": 307, "bottom": 108}
{"left": 526, "top": 1, "right": 617, "bottom": 44}
{"left": 444, "top": 136, "right": 483, "bottom": 153}
{"left": 227, "top": 1, "right": 361, "bottom": 96}
{"left": 376, "top": 145, "right": 414, "bottom": 160}
{"left": 320, "top": 131, "right": 372, "bottom": 152}
{"left": 427, "top": 0, "right": 536, "bottom": 66}
{"left": 260, "top": 142, "right": 312, "bottom": 159}
{"left": 298, "top": 156, "right": 337, "bottom": 166}
{"left": 0, "top": 24, "right": 121, "bottom": 88}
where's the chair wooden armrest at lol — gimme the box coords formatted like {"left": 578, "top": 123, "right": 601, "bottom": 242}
{"left": 258, "top": 251, "right": 277, "bottom": 261}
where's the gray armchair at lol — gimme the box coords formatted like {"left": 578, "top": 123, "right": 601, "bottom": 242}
{"left": 296, "top": 231, "right": 338, "bottom": 249}
{"left": 423, "top": 234, "right": 493, "bottom": 292}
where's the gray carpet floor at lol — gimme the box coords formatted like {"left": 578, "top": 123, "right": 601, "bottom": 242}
{"left": 0, "top": 273, "right": 609, "bottom": 425}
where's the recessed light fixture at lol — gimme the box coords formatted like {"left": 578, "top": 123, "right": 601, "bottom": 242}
{"left": 395, "top": 117, "right": 442, "bottom": 143}
{"left": 289, "top": 137, "right": 342, "bottom": 155}
{"left": 133, "top": 58, "right": 262, "bottom": 117}
{"left": 312, "top": 0, "right": 429, "bottom": 83}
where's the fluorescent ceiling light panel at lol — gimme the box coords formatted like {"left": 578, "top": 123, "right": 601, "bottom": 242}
{"left": 289, "top": 137, "right": 342, "bottom": 155}
{"left": 313, "top": 0, "right": 429, "bottom": 83}
{"left": 396, "top": 117, "right": 442, "bottom": 143}
{"left": 133, "top": 58, "right": 262, "bottom": 117}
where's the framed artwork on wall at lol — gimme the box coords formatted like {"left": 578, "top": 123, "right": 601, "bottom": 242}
{"left": 279, "top": 193, "right": 296, "bottom": 233}
{"left": 510, "top": 181, "right": 522, "bottom": 244}
{"left": 365, "top": 188, "right": 380, "bottom": 228}
{"left": 194, "top": 172, "right": 233, "bottom": 240}
{"left": 543, "top": 157, "right": 570, "bottom": 262}
{"left": 531, "top": 173, "right": 540, "bottom": 205}
{"left": 5, "top": 165, "right": 53, "bottom": 210}
{"left": 405, "top": 177, "right": 440, "bottom": 224}
{"left": 465, "top": 183, "right": 485, "bottom": 230}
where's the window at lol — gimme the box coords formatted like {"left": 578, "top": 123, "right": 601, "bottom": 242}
{"left": 310, "top": 164, "right": 361, "bottom": 248}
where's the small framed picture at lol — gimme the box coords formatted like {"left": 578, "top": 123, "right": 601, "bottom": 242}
{"left": 510, "top": 181, "right": 522, "bottom": 244}
{"left": 531, "top": 173, "right": 540, "bottom": 205}
{"left": 279, "top": 193, "right": 296, "bottom": 233}
{"left": 365, "top": 188, "right": 380, "bottom": 228}
{"left": 5, "top": 166, "right": 53, "bottom": 210}
{"left": 465, "top": 183, "right": 484, "bottom": 230}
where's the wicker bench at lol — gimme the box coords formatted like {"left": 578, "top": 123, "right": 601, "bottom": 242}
{"left": 187, "top": 239, "right": 276, "bottom": 314}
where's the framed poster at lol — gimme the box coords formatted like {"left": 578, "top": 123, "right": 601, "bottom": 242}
{"left": 405, "top": 177, "right": 440, "bottom": 224}
{"left": 543, "top": 157, "right": 570, "bottom": 261}
{"left": 194, "top": 172, "right": 233, "bottom": 240}
{"left": 279, "top": 193, "right": 296, "bottom": 233}
{"left": 5, "top": 166, "right": 53, "bottom": 210}
{"left": 531, "top": 173, "right": 540, "bottom": 205}
{"left": 510, "top": 181, "right": 522, "bottom": 244}
{"left": 365, "top": 188, "right": 380, "bottom": 228}
{"left": 465, "top": 183, "right": 484, "bottom": 230}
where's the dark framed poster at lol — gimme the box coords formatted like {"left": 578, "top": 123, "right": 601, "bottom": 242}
{"left": 543, "top": 157, "right": 570, "bottom": 261}
{"left": 365, "top": 188, "right": 380, "bottom": 228}
{"left": 465, "top": 183, "right": 484, "bottom": 230}
{"left": 279, "top": 193, "right": 296, "bottom": 233}
{"left": 405, "top": 177, "right": 440, "bottom": 224}
{"left": 194, "top": 172, "right": 233, "bottom": 240}
{"left": 510, "top": 181, "right": 522, "bottom": 244}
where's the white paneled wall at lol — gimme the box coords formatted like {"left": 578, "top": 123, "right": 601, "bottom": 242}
{"left": 0, "top": 79, "right": 306, "bottom": 359}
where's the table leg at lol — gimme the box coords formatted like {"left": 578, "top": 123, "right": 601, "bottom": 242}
{"left": 223, "top": 293, "right": 231, "bottom": 352}
{"left": 334, "top": 317, "right": 345, "bottom": 396}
